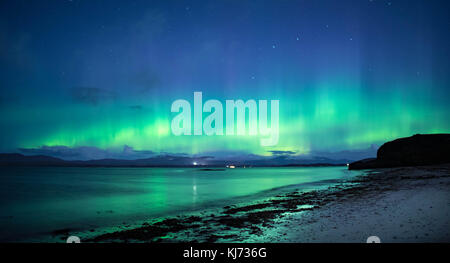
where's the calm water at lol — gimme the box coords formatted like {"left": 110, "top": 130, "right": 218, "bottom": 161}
{"left": 0, "top": 166, "right": 362, "bottom": 241}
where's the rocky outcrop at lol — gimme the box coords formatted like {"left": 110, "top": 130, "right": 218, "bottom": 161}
{"left": 349, "top": 134, "right": 450, "bottom": 170}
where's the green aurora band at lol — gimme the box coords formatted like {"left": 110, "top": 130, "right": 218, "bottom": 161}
{"left": 2, "top": 77, "right": 448, "bottom": 156}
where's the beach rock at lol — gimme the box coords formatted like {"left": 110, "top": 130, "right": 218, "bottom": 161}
{"left": 349, "top": 134, "right": 450, "bottom": 170}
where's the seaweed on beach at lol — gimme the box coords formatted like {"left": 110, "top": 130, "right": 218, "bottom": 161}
{"left": 223, "top": 203, "right": 273, "bottom": 214}
{"left": 87, "top": 217, "right": 203, "bottom": 242}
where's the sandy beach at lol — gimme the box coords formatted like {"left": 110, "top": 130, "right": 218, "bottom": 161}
{"left": 86, "top": 164, "right": 450, "bottom": 243}
{"left": 250, "top": 165, "right": 450, "bottom": 242}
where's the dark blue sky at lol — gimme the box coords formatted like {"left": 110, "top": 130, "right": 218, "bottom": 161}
{"left": 0, "top": 0, "right": 449, "bottom": 160}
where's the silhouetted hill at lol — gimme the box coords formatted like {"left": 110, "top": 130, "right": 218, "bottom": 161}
{"left": 0, "top": 153, "right": 66, "bottom": 166}
{"left": 0, "top": 153, "right": 206, "bottom": 167}
{"left": 0, "top": 153, "right": 347, "bottom": 167}
{"left": 349, "top": 134, "right": 450, "bottom": 170}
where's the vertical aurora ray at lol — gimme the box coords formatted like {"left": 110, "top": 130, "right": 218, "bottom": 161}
{"left": 0, "top": 0, "right": 448, "bottom": 158}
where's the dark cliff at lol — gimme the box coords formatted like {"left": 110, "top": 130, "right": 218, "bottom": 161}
{"left": 349, "top": 134, "right": 450, "bottom": 170}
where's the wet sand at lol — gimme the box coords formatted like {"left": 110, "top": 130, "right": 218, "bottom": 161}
{"left": 86, "top": 164, "right": 450, "bottom": 243}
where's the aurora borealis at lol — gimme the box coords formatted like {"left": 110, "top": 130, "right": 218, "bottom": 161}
{"left": 0, "top": 0, "right": 449, "bottom": 160}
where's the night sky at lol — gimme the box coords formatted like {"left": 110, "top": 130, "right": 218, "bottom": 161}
{"left": 0, "top": 0, "right": 449, "bottom": 160}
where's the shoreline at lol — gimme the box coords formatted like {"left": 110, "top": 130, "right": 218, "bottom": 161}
{"left": 84, "top": 164, "right": 450, "bottom": 243}
{"left": 250, "top": 165, "right": 450, "bottom": 242}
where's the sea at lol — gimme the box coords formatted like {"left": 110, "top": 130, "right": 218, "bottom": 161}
{"left": 0, "top": 166, "right": 363, "bottom": 242}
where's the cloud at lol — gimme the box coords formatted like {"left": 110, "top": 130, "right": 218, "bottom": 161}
{"left": 159, "top": 151, "right": 189, "bottom": 156}
{"left": 129, "top": 105, "right": 143, "bottom": 110}
{"left": 70, "top": 87, "right": 116, "bottom": 105}
{"left": 19, "top": 146, "right": 106, "bottom": 160}
{"left": 123, "top": 145, "right": 154, "bottom": 156}
{"left": 268, "top": 150, "right": 297, "bottom": 156}
{"left": 19, "top": 145, "right": 155, "bottom": 161}
{"left": 309, "top": 144, "right": 378, "bottom": 161}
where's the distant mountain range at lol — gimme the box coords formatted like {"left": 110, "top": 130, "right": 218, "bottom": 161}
{"left": 0, "top": 153, "right": 353, "bottom": 167}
